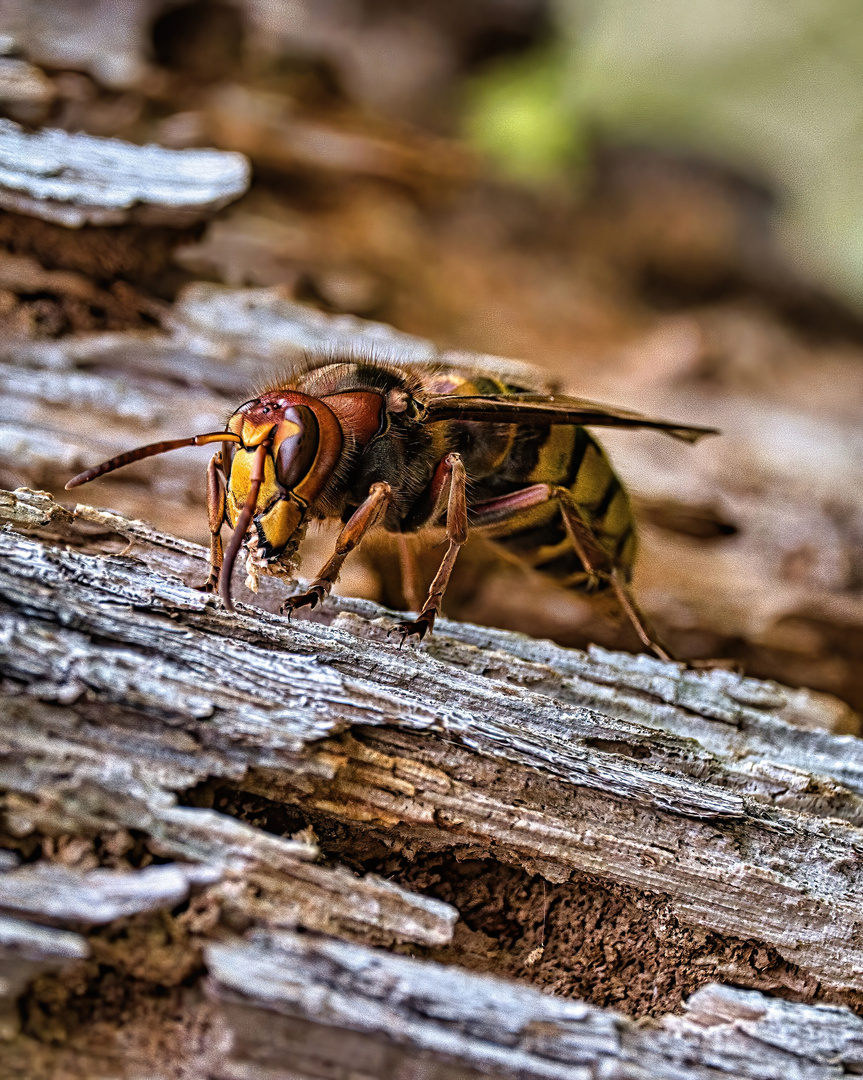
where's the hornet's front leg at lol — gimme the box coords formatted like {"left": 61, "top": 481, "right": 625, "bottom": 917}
{"left": 391, "top": 452, "right": 467, "bottom": 642}
{"left": 195, "top": 451, "right": 225, "bottom": 593}
{"left": 282, "top": 481, "right": 393, "bottom": 616}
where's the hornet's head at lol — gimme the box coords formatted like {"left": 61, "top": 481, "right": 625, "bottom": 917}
{"left": 220, "top": 391, "right": 344, "bottom": 583}
{"left": 65, "top": 385, "right": 385, "bottom": 612}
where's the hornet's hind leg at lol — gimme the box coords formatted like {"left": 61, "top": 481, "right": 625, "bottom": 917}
{"left": 470, "top": 482, "right": 673, "bottom": 663}
{"left": 391, "top": 453, "right": 468, "bottom": 642}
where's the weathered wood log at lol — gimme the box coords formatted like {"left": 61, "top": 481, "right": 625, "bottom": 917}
{"left": 2, "top": 10, "right": 862, "bottom": 1075}
{"left": 8, "top": 923, "right": 863, "bottom": 1078}
{"left": 4, "top": 486, "right": 863, "bottom": 1074}
{"left": 0, "top": 121, "right": 250, "bottom": 338}
{"left": 204, "top": 934, "right": 863, "bottom": 1080}
{"left": 0, "top": 119, "right": 250, "bottom": 228}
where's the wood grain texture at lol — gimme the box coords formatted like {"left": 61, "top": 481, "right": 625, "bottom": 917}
{"left": 6, "top": 488, "right": 863, "bottom": 1071}
{"left": 7, "top": 916, "right": 863, "bottom": 1077}
{"left": 205, "top": 932, "right": 863, "bottom": 1080}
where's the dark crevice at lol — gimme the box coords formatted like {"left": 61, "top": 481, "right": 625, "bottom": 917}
{"left": 0, "top": 211, "right": 203, "bottom": 298}
{"left": 178, "top": 779, "right": 863, "bottom": 1020}
{"left": 18, "top": 912, "right": 211, "bottom": 1051}
{"left": 580, "top": 736, "right": 652, "bottom": 759}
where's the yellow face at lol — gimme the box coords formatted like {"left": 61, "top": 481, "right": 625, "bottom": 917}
{"left": 225, "top": 446, "right": 305, "bottom": 559}
{"left": 224, "top": 398, "right": 313, "bottom": 562}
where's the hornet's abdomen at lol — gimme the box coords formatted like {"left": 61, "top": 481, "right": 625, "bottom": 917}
{"left": 431, "top": 370, "right": 637, "bottom": 589}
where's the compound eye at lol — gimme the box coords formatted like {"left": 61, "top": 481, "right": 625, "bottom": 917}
{"left": 275, "top": 405, "right": 319, "bottom": 490}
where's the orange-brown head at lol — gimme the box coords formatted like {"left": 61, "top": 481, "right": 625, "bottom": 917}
{"left": 65, "top": 384, "right": 384, "bottom": 612}
{"left": 218, "top": 392, "right": 344, "bottom": 602}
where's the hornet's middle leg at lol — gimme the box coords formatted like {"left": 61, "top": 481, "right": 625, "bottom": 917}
{"left": 397, "top": 533, "right": 425, "bottom": 613}
{"left": 391, "top": 452, "right": 468, "bottom": 642}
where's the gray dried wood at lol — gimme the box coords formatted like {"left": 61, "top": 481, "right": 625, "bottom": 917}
{"left": 2, "top": 489, "right": 863, "bottom": 987}
{"left": 5, "top": 487, "right": 863, "bottom": 1072}
{"left": 0, "top": 119, "right": 250, "bottom": 227}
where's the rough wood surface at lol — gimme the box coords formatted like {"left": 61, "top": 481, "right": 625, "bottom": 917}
{"left": 0, "top": 119, "right": 250, "bottom": 227}
{"left": 8, "top": 920, "right": 863, "bottom": 1078}
{"left": 0, "top": 9, "right": 862, "bottom": 1074}
{"left": 4, "top": 486, "right": 863, "bottom": 1075}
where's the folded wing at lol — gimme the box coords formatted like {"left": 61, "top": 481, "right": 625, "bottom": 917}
{"left": 423, "top": 394, "right": 719, "bottom": 443}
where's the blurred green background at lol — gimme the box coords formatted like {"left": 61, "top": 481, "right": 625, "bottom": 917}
{"left": 468, "top": 0, "right": 863, "bottom": 305}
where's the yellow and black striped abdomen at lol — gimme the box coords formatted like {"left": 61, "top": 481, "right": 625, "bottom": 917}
{"left": 468, "top": 420, "right": 637, "bottom": 590}
{"left": 424, "top": 367, "right": 638, "bottom": 590}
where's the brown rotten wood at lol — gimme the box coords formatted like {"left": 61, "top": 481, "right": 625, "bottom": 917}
{"left": 4, "top": 487, "right": 863, "bottom": 1075}
{"left": 9, "top": 925, "right": 863, "bottom": 1078}
{"left": 0, "top": 121, "right": 250, "bottom": 333}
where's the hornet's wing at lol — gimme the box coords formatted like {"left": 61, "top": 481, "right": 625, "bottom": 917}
{"left": 423, "top": 393, "right": 719, "bottom": 443}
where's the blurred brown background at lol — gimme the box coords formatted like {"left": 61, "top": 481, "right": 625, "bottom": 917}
{"left": 2, "top": 0, "right": 863, "bottom": 717}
